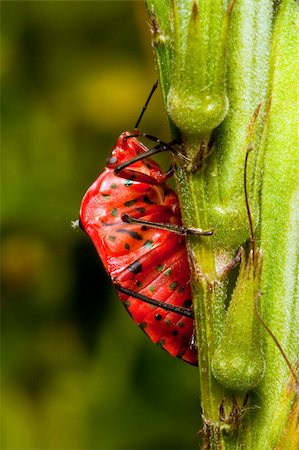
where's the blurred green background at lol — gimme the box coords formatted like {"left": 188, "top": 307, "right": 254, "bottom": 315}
{"left": 1, "top": 2, "right": 201, "bottom": 449}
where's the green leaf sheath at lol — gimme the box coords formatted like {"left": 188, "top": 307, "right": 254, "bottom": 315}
{"left": 210, "top": 0, "right": 273, "bottom": 249}
{"left": 166, "top": 0, "right": 229, "bottom": 140}
{"left": 245, "top": 1, "right": 299, "bottom": 448}
{"left": 212, "top": 250, "right": 265, "bottom": 392}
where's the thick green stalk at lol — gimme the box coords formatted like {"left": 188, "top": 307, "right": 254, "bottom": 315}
{"left": 244, "top": 1, "right": 299, "bottom": 447}
{"left": 175, "top": 162, "right": 227, "bottom": 431}
{"left": 145, "top": 0, "right": 298, "bottom": 448}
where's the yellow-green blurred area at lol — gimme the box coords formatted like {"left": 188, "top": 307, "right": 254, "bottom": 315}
{"left": 1, "top": 2, "right": 200, "bottom": 449}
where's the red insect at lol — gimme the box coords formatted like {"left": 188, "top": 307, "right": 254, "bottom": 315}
{"left": 79, "top": 84, "right": 212, "bottom": 365}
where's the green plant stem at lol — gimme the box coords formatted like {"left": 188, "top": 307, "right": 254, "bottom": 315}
{"left": 175, "top": 162, "right": 230, "bottom": 438}
{"left": 244, "top": 1, "right": 299, "bottom": 447}
{"left": 145, "top": 0, "right": 298, "bottom": 448}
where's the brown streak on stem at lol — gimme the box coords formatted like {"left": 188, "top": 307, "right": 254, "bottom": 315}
{"left": 254, "top": 292, "right": 298, "bottom": 388}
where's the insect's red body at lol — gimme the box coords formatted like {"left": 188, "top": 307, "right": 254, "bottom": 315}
{"left": 80, "top": 132, "right": 197, "bottom": 365}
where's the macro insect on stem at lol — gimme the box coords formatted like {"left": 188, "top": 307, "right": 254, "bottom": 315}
{"left": 79, "top": 82, "right": 213, "bottom": 365}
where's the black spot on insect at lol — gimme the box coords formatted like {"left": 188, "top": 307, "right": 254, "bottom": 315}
{"left": 155, "top": 313, "right": 162, "bottom": 321}
{"left": 172, "top": 329, "right": 179, "bottom": 336}
{"left": 143, "top": 195, "right": 155, "bottom": 205}
{"left": 178, "top": 321, "right": 185, "bottom": 328}
{"left": 111, "top": 208, "right": 118, "bottom": 217}
{"left": 156, "top": 264, "right": 165, "bottom": 272}
{"left": 143, "top": 240, "right": 154, "bottom": 249}
{"left": 164, "top": 268, "right": 172, "bottom": 276}
{"left": 139, "top": 322, "right": 147, "bottom": 329}
{"left": 128, "top": 260, "right": 142, "bottom": 275}
{"left": 135, "top": 207, "right": 146, "bottom": 214}
{"left": 145, "top": 163, "right": 152, "bottom": 169}
{"left": 165, "top": 319, "right": 172, "bottom": 326}
{"left": 141, "top": 225, "right": 148, "bottom": 231}
{"left": 117, "top": 229, "right": 143, "bottom": 240}
{"left": 176, "top": 350, "right": 186, "bottom": 359}
{"left": 129, "top": 174, "right": 137, "bottom": 181}
{"left": 102, "top": 193, "right": 110, "bottom": 198}
{"left": 124, "top": 179, "right": 133, "bottom": 187}
{"left": 129, "top": 230, "right": 143, "bottom": 240}
{"left": 183, "top": 299, "right": 192, "bottom": 308}
{"left": 108, "top": 235, "right": 116, "bottom": 242}
{"left": 178, "top": 286, "right": 185, "bottom": 293}
{"left": 157, "top": 339, "right": 166, "bottom": 347}
{"left": 124, "top": 199, "right": 136, "bottom": 207}
{"left": 169, "top": 281, "right": 178, "bottom": 291}
{"left": 124, "top": 243, "right": 130, "bottom": 250}
{"left": 136, "top": 280, "right": 143, "bottom": 288}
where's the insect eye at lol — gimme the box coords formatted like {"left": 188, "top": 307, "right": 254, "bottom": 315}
{"left": 107, "top": 155, "right": 118, "bottom": 166}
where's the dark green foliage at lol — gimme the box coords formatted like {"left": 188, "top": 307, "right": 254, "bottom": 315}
{"left": 1, "top": 2, "right": 200, "bottom": 449}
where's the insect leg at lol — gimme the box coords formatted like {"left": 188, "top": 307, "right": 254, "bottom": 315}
{"left": 121, "top": 213, "right": 213, "bottom": 237}
{"left": 125, "top": 133, "right": 180, "bottom": 155}
{"left": 114, "top": 140, "right": 177, "bottom": 178}
{"left": 134, "top": 80, "right": 159, "bottom": 131}
{"left": 114, "top": 283, "right": 194, "bottom": 319}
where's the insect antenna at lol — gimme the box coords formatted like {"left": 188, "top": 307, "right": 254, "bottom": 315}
{"left": 245, "top": 145, "right": 298, "bottom": 387}
{"left": 254, "top": 293, "right": 298, "bottom": 386}
{"left": 244, "top": 143, "right": 255, "bottom": 261}
{"left": 115, "top": 81, "right": 185, "bottom": 176}
{"left": 134, "top": 80, "right": 159, "bottom": 132}
{"left": 121, "top": 213, "right": 213, "bottom": 236}
{"left": 114, "top": 139, "right": 177, "bottom": 175}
